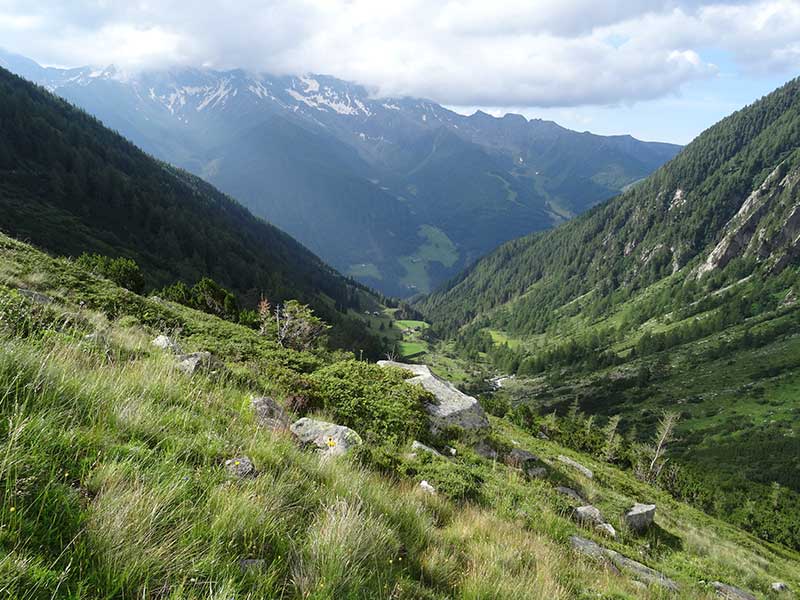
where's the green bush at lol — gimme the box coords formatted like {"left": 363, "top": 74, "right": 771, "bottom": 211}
{"left": 75, "top": 253, "right": 145, "bottom": 294}
{"left": 400, "top": 453, "right": 484, "bottom": 503}
{"left": 308, "top": 360, "right": 430, "bottom": 442}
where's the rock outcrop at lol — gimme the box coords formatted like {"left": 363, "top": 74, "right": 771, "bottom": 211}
{"left": 289, "top": 418, "right": 362, "bottom": 458}
{"left": 251, "top": 396, "right": 289, "bottom": 431}
{"left": 624, "top": 503, "right": 656, "bottom": 532}
{"left": 377, "top": 361, "right": 490, "bottom": 435}
{"left": 711, "top": 581, "right": 756, "bottom": 600}
{"left": 556, "top": 486, "right": 585, "bottom": 503}
{"left": 558, "top": 455, "right": 593, "bottom": 479}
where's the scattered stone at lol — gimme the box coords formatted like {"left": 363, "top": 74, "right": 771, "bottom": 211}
{"left": 607, "top": 551, "right": 678, "bottom": 591}
{"left": 558, "top": 455, "right": 594, "bottom": 479}
{"left": 410, "top": 440, "right": 443, "bottom": 457}
{"left": 505, "top": 448, "right": 540, "bottom": 469}
{"left": 473, "top": 439, "right": 499, "bottom": 461}
{"left": 624, "top": 503, "right": 656, "bottom": 532}
{"left": 526, "top": 466, "right": 547, "bottom": 479}
{"left": 225, "top": 456, "right": 256, "bottom": 478}
{"left": 445, "top": 446, "right": 457, "bottom": 456}
{"left": 176, "top": 352, "right": 222, "bottom": 375}
{"left": 419, "top": 480, "right": 436, "bottom": 494}
{"left": 596, "top": 522, "right": 617, "bottom": 538}
{"left": 711, "top": 582, "right": 756, "bottom": 600}
{"left": 570, "top": 535, "right": 606, "bottom": 560}
{"left": 83, "top": 332, "right": 108, "bottom": 345}
{"left": 18, "top": 288, "right": 53, "bottom": 304}
{"left": 377, "top": 361, "right": 490, "bottom": 435}
{"left": 537, "top": 430, "right": 550, "bottom": 440}
{"left": 575, "top": 505, "right": 606, "bottom": 527}
{"left": 772, "top": 582, "right": 789, "bottom": 593}
{"left": 289, "top": 418, "right": 362, "bottom": 457}
{"left": 556, "top": 486, "right": 585, "bottom": 503}
{"left": 251, "top": 396, "right": 289, "bottom": 431}
{"left": 239, "top": 558, "right": 268, "bottom": 573}
{"left": 152, "top": 334, "right": 182, "bottom": 354}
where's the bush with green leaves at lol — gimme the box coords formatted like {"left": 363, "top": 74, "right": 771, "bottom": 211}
{"left": 400, "top": 452, "right": 484, "bottom": 503}
{"left": 75, "top": 253, "right": 145, "bottom": 294}
{"left": 308, "top": 360, "right": 430, "bottom": 442}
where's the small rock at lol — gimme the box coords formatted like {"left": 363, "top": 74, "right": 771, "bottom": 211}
{"left": 251, "top": 396, "right": 289, "bottom": 431}
{"left": 225, "top": 456, "right": 256, "bottom": 478}
{"left": 595, "top": 522, "right": 617, "bottom": 538}
{"left": 419, "top": 480, "right": 436, "bottom": 494}
{"left": 711, "top": 582, "right": 756, "bottom": 600}
{"left": 574, "top": 505, "right": 605, "bottom": 526}
{"left": 624, "top": 503, "right": 656, "bottom": 532}
{"left": 83, "top": 332, "right": 108, "bottom": 345}
{"left": 505, "top": 448, "right": 541, "bottom": 469}
{"left": 473, "top": 439, "right": 499, "bottom": 461}
{"left": 176, "top": 352, "right": 221, "bottom": 375}
{"left": 526, "top": 466, "right": 547, "bottom": 479}
{"left": 445, "top": 446, "right": 457, "bottom": 456}
{"left": 556, "top": 486, "right": 585, "bottom": 503}
{"left": 239, "top": 558, "right": 268, "bottom": 573}
{"left": 18, "top": 288, "right": 52, "bottom": 304}
{"left": 289, "top": 418, "right": 362, "bottom": 457}
{"left": 558, "top": 455, "right": 594, "bottom": 479}
{"left": 772, "top": 582, "right": 789, "bottom": 593}
{"left": 411, "top": 440, "right": 443, "bottom": 457}
{"left": 537, "top": 430, "right": 550, "bottom": 440}
{"left": 152, "top": 334, "right": 182, "bottom": 354}
{"left": 608, "top": 551, "right": 678, "bottom": 591}
{"left": 569, "top": 536, "right": 621, "bottom": 576}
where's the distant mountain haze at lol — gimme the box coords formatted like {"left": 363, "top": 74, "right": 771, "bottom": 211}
{"left": 0, "top": 49, "right": 681, "bottom": 297}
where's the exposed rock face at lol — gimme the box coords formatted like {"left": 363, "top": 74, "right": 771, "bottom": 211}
{"left": 176, "top": 352, "right": 221, "bottom": 375}
{"left": 225, "top": 456, "right": 256, "bottom": 478}
{"left": 624, "top": 503, "right": 656, "bottom": 532}
{"left": 251, "top": 396, "right": 289, "bottom": 431}
{"left": 377, "top": 361, "right": 490, "bottom": 435}
{"left": 289, "top": 418, "right": 362, "bottom": 457}
{"left": 558, "top": 455, "right": 593, "bottom": 479}
{"left": 152, "top": 335, "right": 182, "bottom": 354}
{"left": 711, "top": 582, "right": 757, "bottom": 600}
{"left": 410, "top": 440, "right": 443, "bottom": 458}
{"left": 570, "top": 536, "right": 678, "bottom": 591}
{"left": 556, "top": 486, "right": 585, "bottom": 503}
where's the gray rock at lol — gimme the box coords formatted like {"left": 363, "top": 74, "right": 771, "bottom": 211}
{"left": 176, "top": 352, "right": 222, "bottom": 375}
{"left": 251, "top": 396, "right": 289, "bottom": 431}
{"left": 419, "top": 480, "right": 436, "bottom": 494}
{"left": 505, "top": 448, "right": 547, "bottom": 479}
{"left": 556, "top": 486, "right": 585, "bottom": 503}
{"left": 239, "top": 558, "right": 268, "bottom": 573}
{"left": 526, "top": 466, "right": 547, "bottom": 479}
{"left": 595, "top": 522, "right": 617, "bottom": 538}
{"left": 18, "top": 288, "right": 53, "bottom": 304}
{"left": 377, "top": 361, "right": 490, "bottom": 435}
{"left": 289, "top": 418, "right": 362, "bottom": 457}
{"left": 711, "top": 582, "right": 756, "bottom": 600}
{"left": 558, "top": 455, "right": 594, "bottom": 479}
{"left": 570, "top": 536, "right": 678, "bottom": 591}
{"left": 772, "top": 582, "right": 789, "bottom": 593}
{"left": 225, "top": 456, "right": 256, "bottom": 478}
{"left": 410, "top": 440, "right": 443, "bottom": 457}
{"left": 152, "top": 334, "right": 182, "bottom": 354}
{"left": 473, "top": 439, "right": 499, "bottom": 461}
{"left": 624, "top": 503, "right": 656, "bottom": 532}
{"left": 575, "top": 505, "right": 605, "bottom": 526}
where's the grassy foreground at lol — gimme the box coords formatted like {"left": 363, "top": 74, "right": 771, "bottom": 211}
{"left": 0, "top": 233, "right": 798, "bottom": 599}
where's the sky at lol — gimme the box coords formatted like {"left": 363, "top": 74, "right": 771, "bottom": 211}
{"left": 0, "top": 0, "right": 798, "bottom": 144}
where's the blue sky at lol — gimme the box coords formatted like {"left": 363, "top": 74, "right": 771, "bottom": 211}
{"left": 0, "top": 1, "right": 798, "bottom": 145}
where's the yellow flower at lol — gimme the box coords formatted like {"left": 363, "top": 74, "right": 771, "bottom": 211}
{"left": 9, "top": 507, "right": 15, "bottom": 513}
{"left": 326, "top": 436, "right": 337, "bottom": 448}
{"left": 234, "top": 461, "right": 241, "bottom": 466}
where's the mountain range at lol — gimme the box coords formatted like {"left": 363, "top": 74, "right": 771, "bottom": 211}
{"left": 0, "top": 49, "right": 680, "bottom": 297}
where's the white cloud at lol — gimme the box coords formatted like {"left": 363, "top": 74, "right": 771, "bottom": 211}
{"left": 0, "top": 0, "right": 797, "bottom": 107}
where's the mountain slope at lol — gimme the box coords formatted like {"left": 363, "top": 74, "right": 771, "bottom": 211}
{"left": 419, "top": 77, "right": 800, "bottom": 548}
{"left": 0, "top": 50, "right": 681, "bottom": 296}
{"left": 0, "top": 233, "right": 797, "bottom": 598}
{"left": 0, "top": 65, "right": 384, "bottom": 354}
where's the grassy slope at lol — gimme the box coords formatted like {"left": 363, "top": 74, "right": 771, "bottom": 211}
{"left": 0, "top": 233, "right": 798, "bottom": 599}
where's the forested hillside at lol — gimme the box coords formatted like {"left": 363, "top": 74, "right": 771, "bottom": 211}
{"left": 0, "top": 66, "right": 384, "bottom": 354}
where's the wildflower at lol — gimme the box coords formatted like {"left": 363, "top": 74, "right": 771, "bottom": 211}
{"left": 326, "top": 436, "right": 337, "bottom": 448}
{"left": 9, "top": 507, "right": 15, "bottom": 513}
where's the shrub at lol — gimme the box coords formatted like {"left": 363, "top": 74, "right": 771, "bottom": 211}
{"left": 308, "top": 360, "right": 430, "bottom": 442}
{"left": 75, "top": 253, "right": 145, "bottom": 294}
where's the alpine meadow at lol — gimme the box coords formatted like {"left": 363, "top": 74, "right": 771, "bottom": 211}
{"left": 1, "top": 2, "right": 800, "bottom": 599}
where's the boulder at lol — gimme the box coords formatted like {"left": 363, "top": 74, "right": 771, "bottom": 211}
{"left": 419, "top": 480, "right": 436, "bottom": 494}
{"left": 772, "top": 582, "right": 789, "bottom": 593}
{"left": 558, "top": 455, "right": 594, "bottom": 479}
{"left": 574, "top": 505, "right": 606, "bottom": 526}
{"left": 505, "top": 448, "right": 547, "bottom": 479}
{"left": 569, "top": 535, "right": 606, "bottom": 560}
{"left": 711, "top": 582, "right": 756, "bottom": 600}
{"left": 410, "top": 440, "right": 443, "bottom": 457}
{"left": 526, "top": 467, "right": 547, "bottom": 479}
{"left": 225, "top": 456, "right": 256, "bottom": 478}
{"left": 377, "top": 361, "right": 490, "bottom": 435}
{"left": 152, "top": 335, "right": 182, "bottom": 354}
{"left": 289, "top": 418, "right": 362, "bottom": 457}
{"left": 474, "top": 439, "right": 499, "bottom": 461}
{"left": 624, "top": 503, "right": 656, "bottom": 532}
{"left": 596, "top": 522, "right": 617, "bottom": 538}
{"left": 176, "top": 352, "right": 222, "bottom": 375}
{"left": 251, "top": 396, "right": 289, "bottom": 431}
{"left": 556, "top": 486, "right": 585, "bottom": 503}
